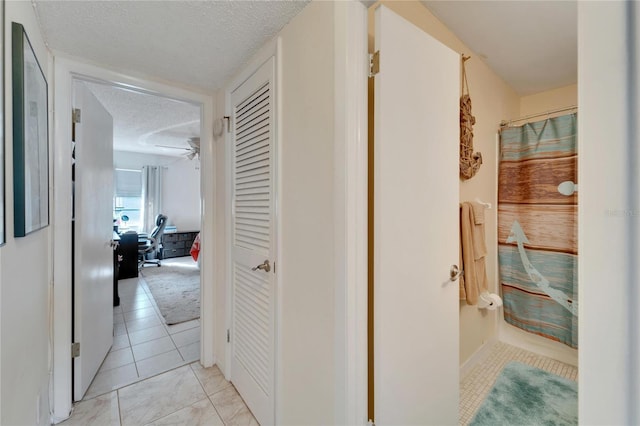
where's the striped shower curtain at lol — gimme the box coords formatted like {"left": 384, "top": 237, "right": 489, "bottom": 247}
{"left": 498, "top": 113, "right": 578, "bottom": 348}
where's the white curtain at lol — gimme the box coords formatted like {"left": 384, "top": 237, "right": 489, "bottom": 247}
{"left": 141, "top": 166, "right": 163, "bottom": 233}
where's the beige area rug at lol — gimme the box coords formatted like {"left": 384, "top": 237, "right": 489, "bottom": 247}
{"left": 141, "top": 261, "right": 200, "bottom": 325}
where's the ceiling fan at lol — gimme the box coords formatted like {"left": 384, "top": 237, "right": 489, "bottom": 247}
{"left": 155, "top": 137, "right": 200, "bottom": 160}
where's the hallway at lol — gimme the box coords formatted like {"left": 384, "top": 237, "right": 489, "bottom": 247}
{"left": 61, "top": 362, "right": 257, "bottom": 425}
{"left": 62, "top": 261, "right": 257, "bottom": 425}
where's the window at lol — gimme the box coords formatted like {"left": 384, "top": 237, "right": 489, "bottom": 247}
{"left": 114, "top": 169, "right": 142, "bottom": 232}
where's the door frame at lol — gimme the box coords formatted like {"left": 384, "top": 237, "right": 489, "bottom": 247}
{"left": 51, "top": 56, "right": 215, "bottom": 422}
{"left": 333, "top": 2, "right": 369, "bottom": 424}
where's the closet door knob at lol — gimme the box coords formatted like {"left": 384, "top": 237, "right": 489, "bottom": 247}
{"left": 252, "top": 260, "right": 271, "bottom": 273}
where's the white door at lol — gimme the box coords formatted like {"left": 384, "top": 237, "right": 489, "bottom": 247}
{"left": 229, "top": 57, "right": 276, "bottom": 425}
{"left": 73, "top": 81, "right": 115, "bottom": 401}
{"left": 373, "top": 6, "right": 460, "bottom": 425}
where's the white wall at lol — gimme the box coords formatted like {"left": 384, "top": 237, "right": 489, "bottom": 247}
{"left": 520, "top": 84, "right": 577, "bottom": 117}
{"left": 1, "top": 2, "right": 52, "bottom": 425}
{"left": 113, "top": 150, "right": 176, "bottom": 169}
{"left": 113, "top": 150, "right": 201, "bottom": 231}
{"left": 579, "top": 1, "right": 639, "bottom": 423}
{"left": 278, "top": 2, "right": 336, "bottom": 423}
{"left": 161, "top": 157, "right": 200, "bottom": 231}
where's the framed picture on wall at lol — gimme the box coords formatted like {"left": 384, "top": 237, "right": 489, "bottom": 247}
{"left": 0, "top": 0, "right": 5, "bottom": 246}
{"left": 12, "top": 21, "right": 49, "bottom": 237}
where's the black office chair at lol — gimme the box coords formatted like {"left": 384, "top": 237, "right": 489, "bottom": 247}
{"left": 138, "top": 214, "right": 168, "bottom": 268}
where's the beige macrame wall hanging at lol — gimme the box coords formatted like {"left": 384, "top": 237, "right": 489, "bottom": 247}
{"left": 460, "top": 55, "right": 482, "bottom": 180}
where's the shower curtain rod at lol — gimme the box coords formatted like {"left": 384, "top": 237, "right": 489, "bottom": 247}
{"left": 500, "top": 105, "right": 578, "bottom": 128}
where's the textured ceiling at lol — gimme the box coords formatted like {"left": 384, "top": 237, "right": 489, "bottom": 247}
{"left": 84, "top": 82, "right": 201, "bottom": 157}
{"left": 33, "top": 0, "right": 310, "bottom": 155}
{"left": 34, "top": 0, "right": 311, "bottom": 93}
{"left": 422, "top": 1, "right": 577, "bottom": 95}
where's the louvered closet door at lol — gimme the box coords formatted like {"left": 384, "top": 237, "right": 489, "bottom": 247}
{"left": 230, "top": 56, "right": 276, "bottom": 426}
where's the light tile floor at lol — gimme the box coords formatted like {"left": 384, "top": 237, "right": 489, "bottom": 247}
{"left": 459, "top": 341, "right": 578, "bottom": 425}
{"left": 61, "top": 363, "right": 258, "bottom": 426}
{"left": 61, "top": 257, "right": 259, "bottom": 425}
{"left": 84, "top": 258, "right": 202, "bottom": 400}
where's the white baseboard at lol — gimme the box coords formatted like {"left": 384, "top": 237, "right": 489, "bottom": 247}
{"left": 460, "top": 337, "right": 498, "bottom": 380}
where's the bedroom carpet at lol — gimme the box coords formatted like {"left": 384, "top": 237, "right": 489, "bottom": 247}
{"left": 141, "top": 261, "right": 200, "bottom": 325}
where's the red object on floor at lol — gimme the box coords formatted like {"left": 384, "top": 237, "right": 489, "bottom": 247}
{"left": 190, "top": 233, "right": 201, "bottom": 261}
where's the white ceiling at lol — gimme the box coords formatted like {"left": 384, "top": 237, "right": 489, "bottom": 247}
{"left": 33, "top": 1, "right": 576, "bottom": 155}
{"left": 84, "top": 82, "right": 201, "bottom": 157}
{"left": 422, "top": 1, "right": 577, "bottom": 95}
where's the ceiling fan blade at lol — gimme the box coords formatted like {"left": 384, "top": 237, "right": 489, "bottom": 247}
{"left": 154, "top": 144, "right": 191, "bottom": 151}
{"left": 187, "top": 137, "right": 200, "bottom": 149}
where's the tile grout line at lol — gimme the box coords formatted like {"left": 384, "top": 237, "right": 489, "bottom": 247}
{"left": 123, "top": 363, "right": 209, "bottom": 426}
{"left": 206, "top": 393, "right": 229, "bottom": 426}
{"left": 117, "top": 388, "right": 123, "bottom": 426}
{"left": 190, "top": 363, "right": 230, "bottom": 425}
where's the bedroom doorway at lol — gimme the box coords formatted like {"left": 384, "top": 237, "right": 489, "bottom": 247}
{"left": 81, "top": 80, "right": 204, "bottom": 398}
{"left": 52, "top": 57, "right": 216, "bottom": 419}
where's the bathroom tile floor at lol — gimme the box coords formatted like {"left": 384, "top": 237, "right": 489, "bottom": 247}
{"left": 459, "top": 341, "right": 578, "bottom": 425}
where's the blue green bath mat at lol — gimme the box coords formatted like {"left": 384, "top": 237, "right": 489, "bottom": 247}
{"left": 469, "top": 361, "right": 578, "bottom": 426}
